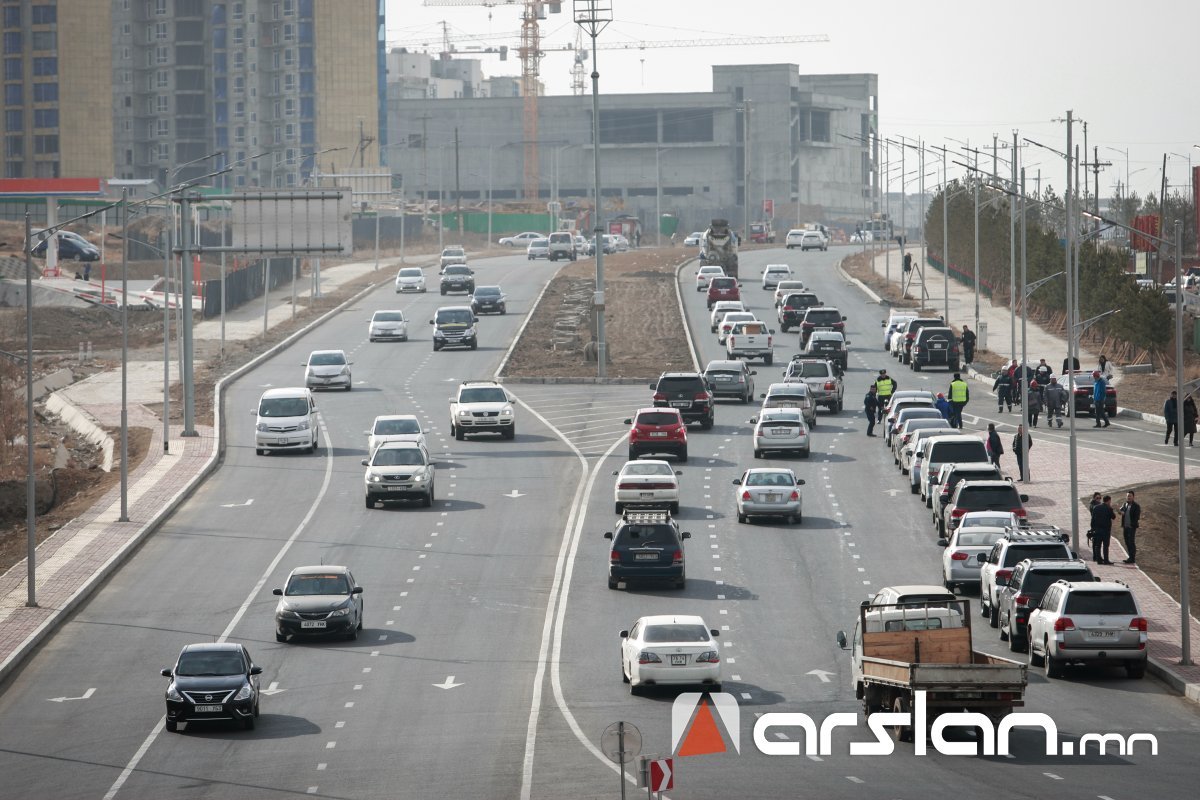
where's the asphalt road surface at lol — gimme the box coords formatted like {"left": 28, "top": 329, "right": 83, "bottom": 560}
{"left": 1, "top": 247, "right": 1198, "bottom": 800}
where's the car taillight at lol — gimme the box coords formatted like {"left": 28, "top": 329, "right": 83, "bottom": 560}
{"left": 802, "top": 322, "right": 813, "bottom": 329}
{"left": 672, "top": 549, "right": 684, "bottom": 564}
{"left": 824, "top": 381, "right": 836, "bottom": 390}
{"left": 628, "top": 428, "right": 639, "bottom": 441}
{"left": 950, "top": 551, "right": 969, "bottom": 561}
{"left": 1053, "top": 617, "right": 1075, "bottom": 632}
{"left": 696, "top": 650, "right": 720, "bottom": 663}
{"left": 906, "top": 332, "right": 916, "bottom": 341}
{"left": 784, "top": 305, "right": 795, "bottom": 311}
{"left": 694, "top": 391, "right": 709, "bottom": 400}
{"left": 1013, "top": 508, "right": 1028, "bottom": 518}
{"left": 638, "top": 651, "right": 662, "bottom": 664}
{"left": 789, "top": 490, "right": 800, "bottom": 500}
{"left": 741, "top": 491, "right": 751, "bottom": 500}
{"left": 653, "top": 392, "right": 667, "bottom": 402}
{"left": 610, "top": 550, "right": 620, "bottom": 565}
{"left": 1129, "top": 617, "right": 1148, "bottom": 631}
{"left": 1014, "top": 594, "right": 1031, "bottom": 606}
{"left": 902, "top": 433, "right": 912, "bottom": 444}
{"left": 940, "top": 486, "right": 950, "bottom": 497}
{"left": 951, "top": 508, "right": 967, "bottom": 518}
{"left": 996, "top": 568, "right": 1013, "bottom": 584}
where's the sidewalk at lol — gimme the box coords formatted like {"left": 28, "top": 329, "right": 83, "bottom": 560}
{"left": 842, "top": 248, "right": 1200, "bottom": 703}
{"left": 0, "top": 250, "right": 439, "bottom": 684}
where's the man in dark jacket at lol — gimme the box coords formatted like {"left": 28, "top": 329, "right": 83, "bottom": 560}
{"left": 1012, "top": 424, "right": 1032, "bottom": 481}
{"left": 960, "top": 325, "right": 977, "bottom": 363}
{"left": 1043, "top": 376, "right": 1067, "bottom": 428}
{"left": 1164, "top": 390, "right": 1179, "bottom": 445}
{"left": 1120, "top": 491, "right": 1141, "bottom": 564}
{"left": 1090, "top": 495, "right": 1116, "bottom": 565}
{"left": 992, "top": 370, "right": 1013, "bottom": 413}
{"left": 1034, "top": 358, "right": 1053, "bottom": 385}
{"left": 864, "top": 385, "right": 879, "bottom": 437}
{"left": 986, "top": 423, "right": 1004, "bottom": 468}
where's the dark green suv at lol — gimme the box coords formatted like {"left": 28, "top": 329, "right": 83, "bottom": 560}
{"left": 604, "top": 510, "right": 691, "bottom": 590}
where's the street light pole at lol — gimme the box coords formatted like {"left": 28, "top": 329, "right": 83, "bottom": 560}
{"left": 119, "top": 189, "right": 130, "bottom": 521}
{"left": 1173, "top": 219, "right": 1191, "bottom": 665}
{"left": 941, "top": 146, "right": 950, "bottom": 322}
{"left": 655, "top": 147, "right": 671, "bottom": 247}
{"left": 23, "top": 213, "right": 36, "bottom": 607}
{"left": 1065, "top": 110, "right": 1079, "bottom": 553}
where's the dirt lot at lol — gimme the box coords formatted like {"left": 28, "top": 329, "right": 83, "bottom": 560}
{"left": 502, "top": 247, "right": 696, "bottom": 379}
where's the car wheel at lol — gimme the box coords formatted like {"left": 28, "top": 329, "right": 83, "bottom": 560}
{"left": 742, "top": 392, "right": 751, "bottom": 404}
{"left": 256, "top": 448, "right": 264, "bottom": 455}
{"left": 470, "top": 340, "right": 478, "bottom": 351}
{"left": 910, "top": 483, "right": 918, "bottom": 494}
{"left": 943, "top": 579, "right": 955, "bottom": 591}
{"left": 780, "top": 323, "right": 789, "bottom": 333}
{"left": 242, "top": 715, "right": 256, "bottom": 730}
{"left": 801, "top": 448, "right": 810, "bottom": 458}
{"left": 504, "top": 427, "right": 516, "bottom": 440}
{"left": 700, "top": 417, "right": 713, "bottom": 430}
{"left": 1008, "top": 632, "right": 1023, "bottom": 653}
{"left": 764, "top": 354, "right": 773, "bottom": 366}
{"left": 622, "top": 662, "right": 630, "bottom": 683}
{"left": 737, "top": 512, "right": 747, "bottom": 523}
{"left": 999, "top": 623, "right": 1009, "bottom": 642}
{"left": 786, "top": 514, "right": 797, "bottom": 525}
{"left": 455, "top": 428, "right": 465, "bottom": 441}
{"left": 1126, "top": 661, "right": 1146, "bottom": 679}
{"left": 276, "top": 632, "right": 287, "bottom": 642}
{"left": 1044, "top": 652, "right": 1063, "bottom": 679}
{"left": 989, "top": 604, "right": 999, "bottom": 628}
{"left": 670, "top": 502, "right": 679, "bottom": 515}
{"left": 364, "top": 496, "right": 374, "bottom": 509}
{"left": 346, "top": 626, "right": 358, "bottom": 642}
{"left": 1028, "top": 637, "right": 1044, "bottom": 667}
{"left": 678, "top": 449, "right": 688, "bottom": 463}
{"left": 891, "top": 695, "right": 913, "bottom": 742}
{"left": 674, "top": 578, "right": 686, "bottom": 590}
{"left": 165, "top": 719, "right": 178, "bottom": 733}
{"left": 913, "top": 362, "right": 921, "bottom": 372}
{"left": 835, "top": 400, "right": 843, "bottom": 413}
{"left": 629, "top": 682, "right": 642, "bottom": 696}
{"left": 254, "top": 698, "right": 260, "bottom": 717}
{"left": 615, "top": 502, "right": 623, "bottom": 514}
{"left": 753, "top": 449, "right": 762, "bottom": 459}
{"left": 608, "top": 577, "right": 619, "bottom": 590}
{"left": 424, "top": 487, "right": 434, "bottom": 508}
{"left": 628, "top": 450, "right": 638, "bottom": 461}
{"left": 433, "top": 343, "right": 442, "bottom": 352}
{"left": 440, "top": 288, "right": 446, "bottom": 295}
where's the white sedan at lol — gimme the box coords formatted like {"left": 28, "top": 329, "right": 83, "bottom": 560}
{"left": 498, "top": 231, "right": 542, "bottom": 247}
{"left": 365, "top": 414, "right": 427, "bottom": 453}
{"left": 683, "top": 231, "right": 704, "bottom": 247}
{"left": 733, "top": 467, "right": 805, "bottom": 524}
{"left": 394, "top": 267, "right": 426, "bottom": 293}
{"left": 612, "top": 460, "right": 681, "bottom": 514}
{"left": 367, "top": 310, "right": 408, "bottom": 342}
{"left": 620, "top": 614, "right": 722, "bottom": 695}
{"left": 696, "top": 265, "right": 725, "bottom": 290}
{"left": 761, "top": 264, "right": 793, "bottom": 290}
{"left": 709, "top": 300, "right": 746, "bottom": 332}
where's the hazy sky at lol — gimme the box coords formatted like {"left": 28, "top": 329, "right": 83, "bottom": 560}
{"left": 387, "top": 0, "right": 1197, "bottom": 201}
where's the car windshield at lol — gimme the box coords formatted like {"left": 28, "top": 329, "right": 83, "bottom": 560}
{"left": 657, "top": 377, "right": 703, "bottom": 392}
{"left": 776, "top": 281, "right": 804, "bottom": 291}
{"left": 810, "top": 336, "right": 842, "bottom": 346}
{"left": 371, "top": 447, "right": 426, "bottom": 466}
{"left": 746, "top": 472, "right": 793, "bottom": 486}
{"left": 722, "top": 314, "right": 755, "bottom": 325}
{"left": 700, "top": 267, "right": 723, "bottom": 275}
{"left": 474, "top": 287, "right": 501, "bottom": 297}
{"left": 259, "top": 397, "right": 309, "bottom": 417}
{"left": 710, "top": 278, "right": 737, "bottom": 289}
{"left": 643, "top": 624, "right": 711, "bottom": 644}
{"left": 623, "top": 462, "right": 673, "bottom": 476}
{"left": 374, "top": 418, "right": 420, "bottom": 435}
{"left": 373, "top": 312, "right": 404, "bottom": 322}
{"left": 954, "top": 531, "right": 1005, "bottom": 547}
{"left": 530, "top": 239, "right": 548, "bottom": 247}
{"left": 436, "top": 310, "right": 474, "bottom": 325}
{"left": 286, "top": 573, "right": 351, "bottom": 596}
{"left": 443, "top": 248, "right": 464, "bottom": 256}
{"left": 765, "top": 266, "right": 789, "bottom": 274}
{"left": 958, "top": 486, "right": 1022, "bottom": 509}
{"left": 1021, "top": 570, "right": 1092, "bottom": 595}
{"left": 761, "top": 412, "right": 802, "bottom": 424}
{"left": 444, "top": 266, "right": 471, "bottom": 275}
{"left": 806, "top": 310, "right": 841, "bottom": 324}
{"left": 1002, "top": 544, "right": 1068, "bottom": 566}
{"left": 398, "top": 268, "right": 422, "bottom": 278}
{"left": 616, "top": 524, "right": 678, "bottom": 547}
{"left": 961, "top": 515, "right": 1016, "bottom": 528}
{"left": 175, "top": 651, "right": 244, "bottom": 677}
{"left": 930, "top": 441, "right": 988, "bottom": 463}
{"left": 636, "top": 412, "right": 680, "bottom": 426}
{"left": 1063, "top": 590, "right": 1138, "bottom": 615}
{"left": 789, "top": 362, "right": 830, "bottom": 378}
{"left": 309, "top": 352, "right": 345, "bottom": 366}
{"left": 706, "top": 369, "right": 742, "bottom": 380}
{"left": 460, "top": 387, "right": 507, "bottom": 403}
{"left": 898, "top": 409, "right": 941, "bottom": 423}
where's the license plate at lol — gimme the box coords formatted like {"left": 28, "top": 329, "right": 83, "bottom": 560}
{"left": 639, "top": 492, "right": 655, "bottom": 498}
{"left": 671, "top": 401, "right": 691, "bottom": 408}
{"left": 635, "top": 553, "right": 658, "bottom": 561}
{"left": 931, "top": 342, "right": 945, "bottom": 349}
{"left": 771, "top": 428, "right": 792, "bottom": 435}
{"left": 195, "top": 704, "right": 223, "bottom": 713}
{"left": 387, "top": 485, "right": 407, "bottom": 491}
{"left": 716, "top": 376, "right": 732, "bottom": 382}
{"left": 955, "top": 692, "right": 982, "bottom": 699}
{"left": 1085, "top": 630, "right": 1118, "bottom": 640}
{"left": 670, "top": 655, "right": 689, "bottom": 666}
{"left": 764, "top": 493, "right": 782, "bottom": 502}
{"left": 649, "top": 431, "right": 668, "bottom": 437}
{"left": 300, "top": 620, "right": 327, "bottom": 629}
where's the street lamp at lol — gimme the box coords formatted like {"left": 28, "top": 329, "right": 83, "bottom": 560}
{"left": 656, "top": 146, "right": 672, "bottom": 247}
{"left": 575, "top": 0, "right": 613, "bottom": 378}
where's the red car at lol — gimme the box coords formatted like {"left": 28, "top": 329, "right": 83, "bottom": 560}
{"left": 706, "top": 276, "right": 741, "bottom": 309}
{"left": 624, "top": 407, "right": 688, "bottom": 462}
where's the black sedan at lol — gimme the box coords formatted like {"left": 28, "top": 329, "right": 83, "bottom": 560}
{"left": 470, "top": 285, "right": 507, "bottom": 315}
{"left": 162, "top": 643, "right": 262, "bottom": 732}
{"left": 1063, "top": 370, "right": 1118, "bottom": 418}
{"left": 273, "top": 565, "right": 364, "bottom": 642}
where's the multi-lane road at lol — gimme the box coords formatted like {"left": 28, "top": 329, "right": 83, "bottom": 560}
{"left": 0, "top": 247, "right": 1197, "bottom": 800}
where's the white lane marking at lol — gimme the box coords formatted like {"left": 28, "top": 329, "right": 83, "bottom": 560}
{"left": 307, "top": 788, "right": 318, "bottom": 795}
{"left": 808, "top": 754, "right": 823, "bottom": 762}
{"left": 317, "top": 764, "right": 326, "bottom": 771}
{"left": 104, "top": 418, "right": 338, "bottom": 800}
{"left": 1044, "top": 773, "right": 1063, "bottom": 780}
{"left": 344, "top": 702, "right": 354, "bottom": 708}
{"left": 731, "top": 674, "right": 741, "bottom": 680}
{"left": 353, "top": 684, "right": 362, "bottom": 691}
{"left": 326, "top": 742, "right": 336, "bottom": 750}
{"left": 335, "top": 721, "right": 345, "bottom": 729}
{"left": 727, "top": 658, "right": 735, "bottom": 664}
{"left": 846, "top": 776, "right": 864, "bottom": 784}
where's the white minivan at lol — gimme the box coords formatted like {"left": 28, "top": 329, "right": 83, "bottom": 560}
{"left": 254, "top": 387, "right": 319, "bottom": 455}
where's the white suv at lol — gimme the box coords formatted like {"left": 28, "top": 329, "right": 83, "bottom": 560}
{"left": 450, "top": 380, "right": 516, "bottom": 440}
{"left": 548, "top": 231, "right": 577, "bottom": 262}
{"left": 1027, "top": 580, "right": 1148, "bottom": 679}
{"left": 977, "top": 528, "right": 1072, "bottom": 627}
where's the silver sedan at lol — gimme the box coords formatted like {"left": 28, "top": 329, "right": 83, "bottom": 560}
{"left": 750, "top": 409, "right": 810, "bottom": 458}
{"left": 733, "top": 467, "right": 805, "bottom": 524}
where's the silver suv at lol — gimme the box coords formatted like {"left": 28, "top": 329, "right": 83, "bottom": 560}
{"left": 439, "top": 246, "right": 467, "bottom": 269}
{"left": 1027, "top": 580, "right": 1148, "bottom": 679}
{"left": 977, "top": 527, "right": 1072, "bottom": 628}
{"left": 362, "top": 442, "right": 435, "bottom": 509}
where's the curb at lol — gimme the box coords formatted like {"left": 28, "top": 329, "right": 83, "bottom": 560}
{"left": 1147, "top": 656, "right": 1200, "bottom": 705}
{"left": 674, "top": 256, "right": 701, "bottom": 372}
{"left": 0, "top": 272, "right": 392, "bottom": 688}
{"left": 835, "top": 256, "right": 886, "bottom": 305}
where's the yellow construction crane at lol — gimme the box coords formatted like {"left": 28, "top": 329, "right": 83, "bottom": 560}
{"left": 420, "top": 1, "right": 829, "bottom": 198}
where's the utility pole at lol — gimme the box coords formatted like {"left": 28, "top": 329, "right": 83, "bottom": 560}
{"left": 1010, "top": 130, "right": 1018, "bottom": 364}
{"left": 419, "top": 114, "right": 431, "bottom": 240}
{"left": 743, "top": 100, "right": 752, "bottom": 242}
{"left": 454, "top": 127, "right": 462, "bottom": 237}
{"left": 992, "top": 133, "right": 998, "bottom": 180}
{"left": 1065, "top": 109, "right": 1079, "bottom": 555}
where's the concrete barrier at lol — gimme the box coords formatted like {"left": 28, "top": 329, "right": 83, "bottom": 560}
{"left": 43, "top": 391, "right": 114, "bottom": 472}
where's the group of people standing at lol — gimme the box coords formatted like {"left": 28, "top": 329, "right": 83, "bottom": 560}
{"left": 1162, "top": 390, "right": 1198, "bottom": 446}
{"left": 1088, "top": 491, "right": 1141, "bottom": 566}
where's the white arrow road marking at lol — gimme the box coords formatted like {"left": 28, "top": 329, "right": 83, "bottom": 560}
{"left": 883, "top": 488, "right": 901, "bottom": 497}
{"left": 220, "top": 498, "right": 255, "bottom": 508}
{"left": 260, "top": 681, "right": 285, "bottom": 696}
{"left": 503, "top": 490, "right": 526, "bottom": 499}
{"left": 806, "top": 669, "right": 835, "bottom": 683}
{"left": 259, "top": 383, "right": 273, "bottom": 388}
{"left": 433, "top": 675, "right": 463, "bottom": 690}
{"left": 48, "top": 688, "right": 96, "bottom": 702}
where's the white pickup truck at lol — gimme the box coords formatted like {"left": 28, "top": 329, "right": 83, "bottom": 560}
{"left": 726, "top": 320, "right": 775, "bottom": 365}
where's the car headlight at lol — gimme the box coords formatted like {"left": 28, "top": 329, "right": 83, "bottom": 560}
{"left": 340, "top": 366, "right": 351, "bottom": 376}
{"left": 500, "top": 408, "right": 513, "bottom": 417}
{"left": 296, "top": 419, "right": 310, "bottom": 430}
{"left": 233, "top": 682, "right": 254, "bottom": 701}
{"left": 458, "top": 409, "right": 472, "bottom": 417}
{"left": 277, "top": 604, "right": 300, "bottom": 618}
{"left": 411, "top": 468, "right": 430, "bottom": 483}
{"left": 256, "top": 422, "right": 270, "bottom": 432}
{"left": 465, "top": 326, "right": 476, "bottom": 336}
{"left": 328, "top": 606, "right": 352, "bottom": 618}
{"left": 434, "top": 330, "right": 445, "bottom": 339}
{"left": 166, "top": 683, "right": 183, "bottom": 701}
{"left": 367, "top": 473, "right": 382, "bottom": 483}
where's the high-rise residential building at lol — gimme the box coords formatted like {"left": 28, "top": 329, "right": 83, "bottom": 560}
{"left": 0, "top": 0, "right": 383, "bottom": 187}
{"left": 2, "top": 0, "right": 113, "bottom": 179}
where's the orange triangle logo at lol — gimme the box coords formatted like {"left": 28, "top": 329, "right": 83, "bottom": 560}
{"left": 678, "top": 699, "right": 727, "bottom": 756}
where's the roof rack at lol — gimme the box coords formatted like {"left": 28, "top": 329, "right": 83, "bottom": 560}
{"left": 621, "top": 509, "right": 672, "bottom": 524}
{"left": 1003, "top": 525, "right": 1069, "bottom": 543}
{"left": 461, "top": 379, "right": 501, "bottom": 385}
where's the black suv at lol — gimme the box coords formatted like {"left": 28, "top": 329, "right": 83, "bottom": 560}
{"left": 777, "top": 292, "right": 821, "bottom": 332}
{"left": 911, "top": 326, "right": 961, "bottom": 371}
{"left": 162, "top": 643, "right": 262, "bottom": 732}
{"left": 897, "top": 317, "right": 945, "bottom": 364}
{"left": 651, "top": 372, "right": 715, "bottom": 429}
{"left": 799, "top": 307, "right": 847, "bottom": 346}
{"left": 997, "top": 559, "right": 1094, "bottom": 651}
{"left": 604, "top": 509, "right": 691, "bottom": 590}
{"left": 440, "top": 264, "right": 476, "bottom": 295}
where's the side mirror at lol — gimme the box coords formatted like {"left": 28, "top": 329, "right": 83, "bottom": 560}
{"left": 748, "top": 417, "right": 758, "bottom": 424}
{"left": 759, "top": 393, "right": 767, "bottom": 399}
{"left": 681, "top": 531, "right": 691, "bottom": 539}
{"left": 881, "top": 320, "right": 887, "bottom": 327}
{"left": 710, "top": 629, "right": 720, "bottom": 637}
{"left": 272, "top": 588, "right": 283, "bottom": 596}
{"left": 251, "top": 409, "right": 257, "bottom": 415}
{"left": 619, "top": 629, "right": 629, "bottom": 638}
{"left": 769, "top": 329, "right": 776, "bottom": 335}
{"left": 428, "top": 319, "right": 434, "bottom": 325}
{"left": 250, "top": 665, "right": 263, "bottom": 676}
{"left": 835, "top": 631, "right": 848, "bottom": 649}
{"left": 363, "top": 430, "right": 370, "bottom": 435}
{"left": 1019, "top": 495, "right": 1029, "bottom": 502}
{"left": 975, "top": 553, "right": 987, "bottom": 564}
{"left": 161, "top": 668, "right": 173, "bottom": 678}
{"left": 352, "top": 586, "right": 364, "bottom": 594}
{"left": 649, "top": 383, "right": 657, "bottom": 390}
{"left": 473, "top": 317, "right": 479, "bottom": 323}
{"left": 796, "top": 479, "right": 806, "bottom": 486}
{"left": 731, "top": 478, "right": 742, "bottom": 485}
{"left": 612, "top": 470, "right": 619, "bottom": 476}
{"left": 675, "top": 470, "right": 683, "bottom": 476}
{"left": 622, "top": 418, "right": 632, "bottom": 425}
{"left": 937, "top": 538, "right": 949, "bottom": 547}
{"left": 749, "top": 370, "right": 757, "bottom": 375}
{"left": 842, "top": 315, "right": 848, "bottom": 321}
{"left": 603, "top": 531, "right": 613, "bottom": 539}
{"left": 360, "top": 459, "right": 368, "bottom": 466}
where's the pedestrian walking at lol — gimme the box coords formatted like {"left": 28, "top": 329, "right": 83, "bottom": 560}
{"left": 1062, "top": 355, "right": 1081, "bottom": 374}
{"left": 1092, "top": 371, "right": 1111, "bottom": 428}
{"left": 1034, "top": 358, "right": 1053, "bottom": 386}
{"left": 1164, "top": 390, "right": 1179, "bottom": 445}
{"left": 1043, "top": 376, "right": 1067, "bottom": 428}
{"left": 874, "top": 369, "right": 897, "bottom": 422}
{"left": 1097, "top": 354, "right": 1113, "bottom": 381}
{"left": 1185, "top": 394, "right": 1198, "bottom": 446}
{"left": 1090, "top": 495, "right": 1116, "bottom": 565}
{"left": 986, "top": 423, "right": 1004, "bottom": 468}
{"left": 960, "top": 325, "right": 977, "bottom": 363}
{"left": 935, "top": 392, "right": 952, "bottom": 422}
{"left": 1027, "top": 380, "right": 1044, "bottom": 427}
{"left": 992, "top": 370, "right": 1013, "bottom": 413}
{"left": 1012, "top": 424, "right": 1032, "bottom": 480}
{"left": 864, "top": 385, "right": 880, "bottom": 437}
{"left": 1120, "top": 491, "right": 1141, "bottom": 564}
{"left": 948, "top": 372, "right": 970, "bottom": 429}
